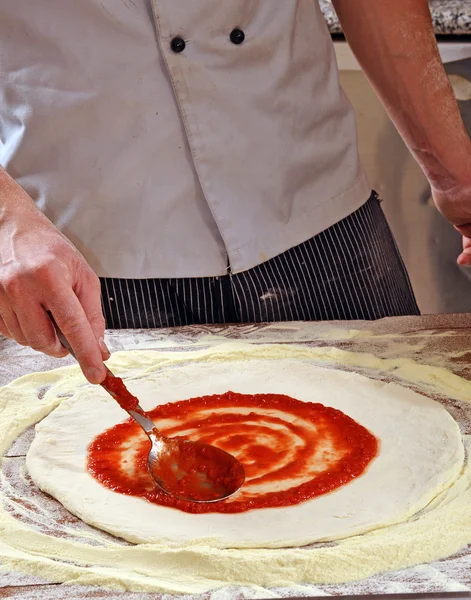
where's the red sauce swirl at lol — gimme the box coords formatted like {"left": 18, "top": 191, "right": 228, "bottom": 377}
{"left": 88, "top": 391, "right": 378, "bottom": 514}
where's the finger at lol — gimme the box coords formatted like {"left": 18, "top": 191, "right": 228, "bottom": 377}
{"left": 74, "top": 270, "right": 110, "bottom": 360}
{"left": 0, "top": 308, "right": 27, "bottom": 345}
{"left": 457, "top": 235, "right": 471, "bottom": 266}
{"left": 14, "top": 303, "right": 69, "bottom": 358}
{"left": 48, "top": 292, "right": 106, "bottom": 384}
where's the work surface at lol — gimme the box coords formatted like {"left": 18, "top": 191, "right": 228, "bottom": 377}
{"left": 2, "top": 314, "right": 471, "bottom": 599}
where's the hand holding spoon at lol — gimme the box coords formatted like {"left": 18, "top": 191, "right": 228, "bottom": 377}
{"left": 48, "top": 314, "right": 245, "bottom": 503}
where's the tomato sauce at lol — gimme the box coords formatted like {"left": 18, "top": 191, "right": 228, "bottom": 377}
{"left": 88, "top": 391, "right": 378, "bottom": 514}
{"left": 102, "top": 373, "right": 140, "bottom": 412}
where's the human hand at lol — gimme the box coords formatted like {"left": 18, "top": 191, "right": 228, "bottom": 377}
{"left": 0, "top": 171, "right": 109, "bottom": 383}
{"left": 432, "top": 179, "right": 471, "bottom": 267}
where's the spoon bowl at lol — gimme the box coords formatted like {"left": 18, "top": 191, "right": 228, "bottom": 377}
{"left": 128, "top": 405, "right": 245, "bottom": 502}
{"left": 148, "top": 432, "right": 246, "bottom": 503}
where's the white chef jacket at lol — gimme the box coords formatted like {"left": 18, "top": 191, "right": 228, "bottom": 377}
{"left": 0, "top": 0, "right": 370, "bottom": 279}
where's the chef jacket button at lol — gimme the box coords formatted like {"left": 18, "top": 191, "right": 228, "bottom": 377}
{"left": 230, "top": 29, "right": 245, "bottom": 45}
{"left": 170, "top": 36, "right": 186, "bottom": 53}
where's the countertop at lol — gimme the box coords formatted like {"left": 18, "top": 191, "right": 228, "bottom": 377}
{"left": 2, "top": 314, "right": 471, "bottom": 598}
{"left": 320, "top": 0, "right": 471, "bottom": 36}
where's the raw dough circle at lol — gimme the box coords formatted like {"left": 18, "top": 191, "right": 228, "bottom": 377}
{"left": 26, "top": 355, "right": 463, "bottom": 548}
{"left": 1, "top": 343, "right": 471, "bottom": 594}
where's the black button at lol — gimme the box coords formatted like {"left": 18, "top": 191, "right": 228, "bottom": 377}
{"left": 230, "top": 28, "right": 245, "bottom": 45}
{"left": 170, "top": 36, "right": 186, "bottom": 53}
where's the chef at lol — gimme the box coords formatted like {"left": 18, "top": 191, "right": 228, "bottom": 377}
{"left": 0, "top": 0, "right": 470, "bottom": 383}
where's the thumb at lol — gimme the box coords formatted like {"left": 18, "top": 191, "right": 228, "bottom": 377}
{"left": 455, "top": 222, "right": 471, "bottom": 239}
{"left": 458, "top": 236, "right": 471, "bottom": 267}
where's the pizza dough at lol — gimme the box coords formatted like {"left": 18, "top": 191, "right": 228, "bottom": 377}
{"left": 26, "top": 355, "right": 463, "bottom": 548}
{"left": 0, "top": 342, "right": 471, "bottom": 593}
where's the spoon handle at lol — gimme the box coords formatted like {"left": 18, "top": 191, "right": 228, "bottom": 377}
{"left": 47, "top": 311, "right": 75, "bottom": 357}
{"left": 47, "top": 311, "right": 158, "bottom": 435}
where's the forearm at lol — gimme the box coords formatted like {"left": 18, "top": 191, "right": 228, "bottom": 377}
{"left": 332, "top": 0, "right": 471, "bottom": 191}
{"left": 0, "top": 166, "right": 40, "bottom": 226}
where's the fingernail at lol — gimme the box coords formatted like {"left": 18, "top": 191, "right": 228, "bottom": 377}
{"left": 99, "top": 337, "right": 111, "bottom": 360}
{"left": 86, "top": 367, "right": 105, "bottom": 384}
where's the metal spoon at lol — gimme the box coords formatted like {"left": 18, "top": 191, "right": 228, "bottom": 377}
{"left": 48, "top": 314, "right": 245, "bottom": 503}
